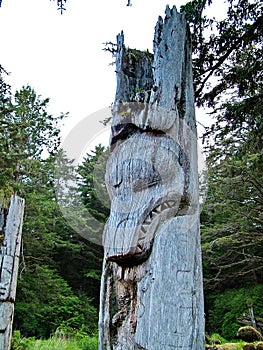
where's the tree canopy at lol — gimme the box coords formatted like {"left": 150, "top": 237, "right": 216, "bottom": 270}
{"left": 0, "top": 67, "right": 105, "bottom": 337}
{"left": 182, "top": 0, "right": 262, "bottom": 337}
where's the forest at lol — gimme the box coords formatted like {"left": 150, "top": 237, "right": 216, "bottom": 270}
{"left": 0, "top": 0, "right": 262, "bottom": 349}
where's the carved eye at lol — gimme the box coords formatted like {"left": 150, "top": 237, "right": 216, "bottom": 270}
{"left": 131, "top": 164, "right": 162, "bottom": 192}
{"left": 132, "top": 178, "right": 161, "bottom": 192}
{"left": 108, "top": 158, "right": 162, "bottom": 195}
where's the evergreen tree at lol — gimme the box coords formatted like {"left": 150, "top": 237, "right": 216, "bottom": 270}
{"left": 182, "top": 0, "right": 262, "bottom": 107}
{"left": 189, "top": 0, "right": 263, "bottom": 290}
{"left": 0, "top": 84, "right": 65, "bottom": 198}
{"left": 0, "top": 71, "right": 100, "bottom": 337}
{"left": 14, "top": 151, "right": 101, "bottom": 336}
{"left": 74, "top": 145, "right": 110, "bottom": 305}
{"left": 182, "top": 0, "right": 263, "bottom": 336}
{"left": 77, "top": 144, "right": 110, "bottom": 222}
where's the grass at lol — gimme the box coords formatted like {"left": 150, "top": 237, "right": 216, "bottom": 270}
{"left": 11, "top": 331, "right": 98, "bottom": 350}
{"left": 28, "top": 337, "right": 97, "bottom": 350}
{"left": 207, "top": 333, "right": 246, "bottom": 350}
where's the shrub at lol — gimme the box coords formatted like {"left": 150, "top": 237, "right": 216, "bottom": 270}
{"left": 206, "top": 285, "right": 263, "bottom": 340}
{"left": 11, "top": 331, "right": 35, "bottom": 350}
{"left": 14, "top": 265, "right": 98, "bottom": 338}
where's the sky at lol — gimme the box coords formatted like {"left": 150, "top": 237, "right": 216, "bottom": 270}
{"left": 0, "top": 0, "right": 195, "bottom": 138}
{"left": 0, "top": 0, "right": 228, "bottom": 162}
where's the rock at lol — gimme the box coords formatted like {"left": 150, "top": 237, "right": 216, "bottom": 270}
{"left": 243, "top": 344, "right": 255, "bottom": 350}
{"left": 237, "top": 326, "right": 263, "bottom": 342}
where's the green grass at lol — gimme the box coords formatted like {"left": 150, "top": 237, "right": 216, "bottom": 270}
{"left": 29, "top": 337, "right": 97, "bottom": 350}
{"left": 11, "top": 331, "right": 98, "bottom": 350}
{"left": 207, "top": 333, "right": 246, "bottom": 350}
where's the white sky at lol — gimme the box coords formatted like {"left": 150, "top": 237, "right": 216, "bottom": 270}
{"left": 0, "top": 1, "right": 188, "bottom": 136}
{"left": 0, "top": 0, "right": 227, "bottom": 150}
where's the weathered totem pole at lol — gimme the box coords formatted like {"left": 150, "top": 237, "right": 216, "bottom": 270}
{"left": 0, "top": 196, "right": 24, "bottom": 350}
{"left": 99, "top": 6, "right": 205, "bottom": 349}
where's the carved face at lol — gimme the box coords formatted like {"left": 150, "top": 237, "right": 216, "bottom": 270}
{"left": 103, "top": 132, "right": 185, "bottom": 265}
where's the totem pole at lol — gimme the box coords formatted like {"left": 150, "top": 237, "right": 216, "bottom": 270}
{"left": 0, "top": 196, "right": 24, "bottom": 350}
{"left": 99, "top": 6, "right": 205, "bottom": 349}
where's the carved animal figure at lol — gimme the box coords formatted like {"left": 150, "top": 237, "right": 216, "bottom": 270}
{"left": 99, "top": 6, "right": 204, "bottom": 350}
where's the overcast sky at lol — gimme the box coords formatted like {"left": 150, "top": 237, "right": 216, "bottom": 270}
{"left": 0, "top": 0, "right": 230, "bottom": 163}
{"left": 1, "top": 0, "right": 198, "bottom": 138}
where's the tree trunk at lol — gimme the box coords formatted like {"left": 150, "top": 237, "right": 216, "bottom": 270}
{"left": 0, "top": 195, "right": 25, "bottom": 350}
{"left": 238, "top": 314, "right": 263, "bottom": 335}
{"left": 99, "top": 6, "right": 205, "bottom": 349}
{"left": 249, "top": 306, "right": 258, "bottom": 331}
